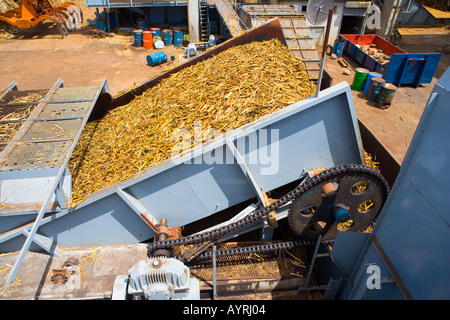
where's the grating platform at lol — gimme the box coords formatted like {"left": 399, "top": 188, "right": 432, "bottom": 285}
{"left": 0, "top": 82, "right": 104, "bottom": 173}
{"left": 241, "top": 6, "right": 321, "bottom": 80}
{"left": 0, "top": 79, "right": 110, "bottom": 284}
{"left": 0, "top": 88, "right": 49, "bottom": 152}
{"left": 0, "top": 78, "right": 109, "bottom": 219}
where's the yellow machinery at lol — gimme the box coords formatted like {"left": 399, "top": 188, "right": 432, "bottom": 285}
{"left": 0, "top": 0, "right": 83, "bottom": 36}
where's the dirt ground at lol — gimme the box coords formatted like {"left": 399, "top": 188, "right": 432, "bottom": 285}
{"left": 324, "top": 27, "right": 450, "bottom": 164}
{"left": 1, "top": 14, "right": 448, "bottom": 164}
{"left": 0, "top": 7, "right": 187, "bottom": 96}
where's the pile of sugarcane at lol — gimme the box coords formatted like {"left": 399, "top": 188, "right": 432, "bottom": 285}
{"left": 68, "top": 39, "right": 316, "bottom": 205}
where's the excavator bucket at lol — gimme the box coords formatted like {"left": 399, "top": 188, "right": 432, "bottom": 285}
{"left": 0, "top": 0, "right": 83, "bottom": 37}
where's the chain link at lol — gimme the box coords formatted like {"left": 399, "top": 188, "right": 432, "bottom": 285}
{"left": 147, "top": 164, "right": 389, "bottom": 257}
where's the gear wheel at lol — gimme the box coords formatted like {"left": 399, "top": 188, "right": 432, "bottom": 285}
{"left": 288, "top": 165, "right": 389, "bottom": 241}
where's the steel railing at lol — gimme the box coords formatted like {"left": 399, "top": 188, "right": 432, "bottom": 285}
{"left": 215, "top": 0, "right": 248, "bottom": 36}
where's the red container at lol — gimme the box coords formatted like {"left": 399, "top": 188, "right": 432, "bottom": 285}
{"left": 340, "top": 34, "right": 406, "bottom": 56}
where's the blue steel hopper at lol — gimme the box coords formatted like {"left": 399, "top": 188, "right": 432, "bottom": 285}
{"left": 0, "top": 19, "right": 366, "bottom": 284}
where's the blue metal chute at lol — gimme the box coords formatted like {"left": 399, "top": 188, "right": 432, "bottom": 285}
{"left": 0, "top": 19, "right": 365, "bottom": 285}
{"left": 329, "top": 67, "right": 450, "bottom": 300}
{"left": 0, "top": 81, "right": 364, "bottom": 254}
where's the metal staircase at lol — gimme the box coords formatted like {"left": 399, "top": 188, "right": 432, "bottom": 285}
{"left": 199, "top": 0, "right": 210, "bottom": 42}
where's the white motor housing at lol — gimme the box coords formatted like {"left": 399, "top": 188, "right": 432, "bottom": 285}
{"left": 126, "top": 257, "right": 200, "bottom": 300}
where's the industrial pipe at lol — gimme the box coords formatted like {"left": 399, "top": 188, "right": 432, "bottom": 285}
{"left": 315, "top": 8, "right": 334, "bottom": 97}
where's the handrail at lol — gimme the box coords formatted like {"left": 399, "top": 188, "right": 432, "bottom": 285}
{"left": 252, "top": 14, "right": 264, "bottom": 26}
{"left": 215, "top": 0, "right": 248, "bottom": 36}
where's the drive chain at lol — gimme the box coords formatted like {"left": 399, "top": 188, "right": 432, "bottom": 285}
{"left": 147, "top": 164, "right": 389, "bottom": 257}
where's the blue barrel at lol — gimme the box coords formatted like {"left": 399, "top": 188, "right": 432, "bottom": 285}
{"left": 376, "top": 83, "right": 397, "bottom": 109}
{"left": 173, "top": 30, "right": 183, "bottom": 47}
{"left": 151, "top": 28, "right": 161, "bottom": 38}
{"left": 363, "top": 72, "right": 382, "bottom": 94}
{"left": 162, "top": 29, "right": 173, "bottom": 46}
{"left": 134, "top": 29, "right": 143, "bottom": 47}
{"left": 147, "top": 51, "right": 167, "bottom": 67}
{"left": 137, "top": 20, "right": 147, "bottom": 31}
{"left": 367, "top": 77, "right": 385, "bottom": 101}
{"left": 332, "top": 39, "right": 345, "bottom": 58}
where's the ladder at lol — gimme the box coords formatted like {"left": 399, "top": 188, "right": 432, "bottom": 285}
{"left": 199, "top": 0, "right": 210, "bottom": 42}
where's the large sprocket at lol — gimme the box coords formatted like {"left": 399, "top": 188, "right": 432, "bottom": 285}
{"left": 288, "top": 165, "right": 389, "bottom": 241}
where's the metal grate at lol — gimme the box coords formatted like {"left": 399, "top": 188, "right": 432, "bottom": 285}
{"left": 0, "top": 104, "right": 37, "bottom": 123}
{"left": 47, "top": 87, "right": 99, "bottom": 102}
{"left": 0, "top": 122, "right": 23, "bottom": 144}
{"left": 36, "top": 102, "right": 92, "bottom": 119}
{"left": 188, "top": 242, "right": 307, "bottom": 279}
{"left": 0, "top": 89, "right": 48, "bottom": 106}
{"left": 20, "top": 119, "right": 83, "bottom": 141}
{"left": 0, "top": 83, "right": 104, "bottom": 172}
{"left": 0, "top": 90, "right": 49, "bottom": 147}
{"left": 0, "top": 140, "right": 73, "bottom": 171}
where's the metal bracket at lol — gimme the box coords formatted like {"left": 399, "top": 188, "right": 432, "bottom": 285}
{"left": 116, "top": 187, "right": 160, "bottom": 233}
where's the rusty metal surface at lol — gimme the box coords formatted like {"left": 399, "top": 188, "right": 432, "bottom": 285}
{"left": 0, "top": 243, "right": 149, "bottom": 300}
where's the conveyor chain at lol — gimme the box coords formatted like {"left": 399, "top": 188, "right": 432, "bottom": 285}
{"left": 147, "top": 164, "right": 389, "bottom": 258}
{"left": 180, "top": 239, "right": 336, "bottom": 264}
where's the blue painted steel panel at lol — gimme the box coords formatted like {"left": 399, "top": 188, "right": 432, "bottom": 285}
{"left": 385, "top": 53, "right": 442, "bottom": 87}
{"left": 334, "top": 67, "right": 450, "bottom": 300}
{"left": 149, "top": 7, "right": 166, "bottom": 24}
{"left": 343, "top": 40, "right": 356, "bottom": 57}
{"left": 238, "top": 91, "right": 363, "bottom": 192}
{"left": 373, "top": 74, "right": 450, "bottom": 299}
{"left": 353, "top": 46, "right": 366, "bottom": 66}
{"left": 331, "top": 232, "right": 370, "bottom": 279}
{"left": 125, "top": 156, "right": 255, "bottom": 227}
{"left": 0, "top": 82, "right": 365, "bottom": 250}
{"left": 39, "top": 194, "right": 156, "bottom": 248}
{"left": 347, "top": 244, "right": 405, "bottom": 300}
{"left": 400, "top": 0, "right": 439, "bottom": 25}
